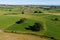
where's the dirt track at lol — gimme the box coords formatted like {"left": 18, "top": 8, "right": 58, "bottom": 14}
{"left": 46, "top": 13, "right": 60, "bottom": 15}
{"left": 0, "top": 32, "right": 49, "bottom": 40}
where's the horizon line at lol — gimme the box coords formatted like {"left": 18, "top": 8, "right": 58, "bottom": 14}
{"left": 0, "top": 4, "right": 60, "bottom": 6}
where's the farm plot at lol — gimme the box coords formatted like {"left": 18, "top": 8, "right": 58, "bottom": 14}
{"left": 0, "top": 15, "right": 20, "bottom": 29}
{"left": 4, "top": 14, "right": 46, "bottom": 35}
{"left": 44, "top": 15, "right": 60, "bottom": 40}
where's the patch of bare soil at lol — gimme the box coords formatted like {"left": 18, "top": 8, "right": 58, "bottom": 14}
{"left": 0, "top": 32, "right": 50, "bottom": 40}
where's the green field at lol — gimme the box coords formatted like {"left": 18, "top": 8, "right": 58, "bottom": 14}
{"left": 0, "top": 6, "right": 60, "bottom": 40}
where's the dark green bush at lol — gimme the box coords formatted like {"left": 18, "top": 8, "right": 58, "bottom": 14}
{"left": 25, "top": 22, "right": 43, "bottom": 32}
{"left": 16, "top": 18, "right": 26, "bottom": 24}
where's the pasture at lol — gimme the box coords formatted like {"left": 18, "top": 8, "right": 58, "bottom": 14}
{"left": 0, "top": 6, "right": 60, "bottom": 40}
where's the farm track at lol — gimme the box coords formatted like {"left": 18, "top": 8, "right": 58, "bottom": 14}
{"left": 0, "top": 30, "right": 3, "bottom": 32}
{"left": 45, "top": 13, "right": 60, "bottom": 15}
{"left": 0, "top": 30, "right": 50, "bottom": 40}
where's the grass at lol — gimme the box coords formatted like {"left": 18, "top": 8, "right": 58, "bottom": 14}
{"left": 6, "top": 19, "right": 37, "bottom": 31}
{"left": 1, "top": 13, "right": 60, "bottom": 40}
{"left": 0, "top": 6, "right": 60, "bottom": 40}
{"left": 4, "top": 14, "right": 45, "bottom": 35}
{"left": 43, "top": 15, "right": 60, "bottom": 40}
{"left": 0, "top": 15, "right": 20, "bottom": 29}
{"left": 45, "top": 20, "right": 60, "bottom": 39}
{"left": 28, "top": 13, "right": 60, "bottom": 40}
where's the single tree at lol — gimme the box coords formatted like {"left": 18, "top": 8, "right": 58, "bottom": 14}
{"left": 54, "top": 18, "right": 58, "bottom": 21}
{"left": 22, "top": 11, "right": 24, "bottom": 14}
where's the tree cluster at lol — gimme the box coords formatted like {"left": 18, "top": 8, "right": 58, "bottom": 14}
{"left": 25, "top": 23, "right": 43, "bottom": 32}
{"left": 34, "top": 11, "right": 42, "bottom": 13}
{"left": 51, "top": 18, "right": 59, "bottom": 21}
{"left": 9, "top": 9, "right": 12, "bottom": 11}
{"left": 22, "top": 11, "right": 24, "bottom": 14}
{"left": 54, "top": 18, "right": 58, "bottom": 21}
{"left": 16, "top": 18, "right": 26, "bottom": 24}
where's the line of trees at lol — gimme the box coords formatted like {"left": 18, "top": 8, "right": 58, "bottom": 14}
{"left": 34, "top": 11, "right": 42, "bottom": 13}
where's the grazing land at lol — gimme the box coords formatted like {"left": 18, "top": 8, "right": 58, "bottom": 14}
{"left": 0, "top": 5, "right": 60, "bottom": 40}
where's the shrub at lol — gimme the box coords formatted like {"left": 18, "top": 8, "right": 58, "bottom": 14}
{"left": 44, "top": 8, "right": 50, "bottom": 10}
{"left": 9, "top": 9, "right": 12, "bottom": 11}
{"left": 16, "top": 21, "right": 21, "bottom": 24}
{"left": 34, "top": 11, "right": 38, "bottom": 13}
{"left": 50, "top": 37, "right": 54, "bottom": 39}
{"left": 54, "top": 18, "right": 58, "bottom": 21}
{"left": 25, "top": 22, "right": 43, "bottom": 32}
{"left": 34, "top": 11, "right": 42, "bottom": 13}
{"left": 22, "top": 11, "right": 24, "bottom": 14}
{"left": 51, "top": 18, "right": 59, "bottom": 21}
{"left": 16, "top": 18, "right": 26, "bottom": 24}
{"left": 38, "top": 11, "right": 42, "bottom": 13}
{"left": 31, "top": 23, "right": 41, "bottom": 31}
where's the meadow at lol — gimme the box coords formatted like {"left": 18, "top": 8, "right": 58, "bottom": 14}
{"left": 0, "top": 6, "right": 60, "bottom": 40}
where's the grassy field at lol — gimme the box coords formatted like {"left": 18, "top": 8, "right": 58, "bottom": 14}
{"left": 0, "top": 15, "right": 20, "bottom": 29}
{"left": 0, "top": 6, "right": 60, "bottom": 40}
{"left": 44, "top": 15, "right": 60, "bottom": 40}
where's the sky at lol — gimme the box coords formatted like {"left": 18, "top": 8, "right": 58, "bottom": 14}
{"left": 0, "top": 0, "right": 60, "bottom": 5}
